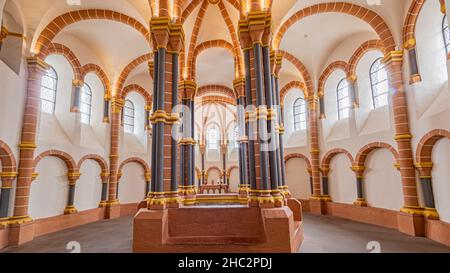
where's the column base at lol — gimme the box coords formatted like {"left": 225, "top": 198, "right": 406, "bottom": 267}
{"left": 7, "top": 216, "right": 35, "bottom": 246}
{"left": 308, "top": 195, "right": 330, "bottom": 215}
{"left": 353, "top": 198, "right": 368, "bottom": 207}
{"left": 98, "top": 201, "right": 107, "bottom": 208}
{"left": 397, "top": 206, "right": 425, "bottom": 236}
{"left": 258, "top": 194, "right": 275, "bottom": 208}
{"left": 0, "top": 218, "right": 8, "bottom": 228}
{"left": 423, "top": 208, "right": 440, "bottom": 220}
{"left": 64, "top": 205, "right": 78, "bottom": 215}
{"left": 105, "top": 200, "right": 121, "bottom": 219}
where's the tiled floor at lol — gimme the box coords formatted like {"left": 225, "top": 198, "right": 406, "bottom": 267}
{"left": 2, "top": 213, "right": 449, "bottom": 253}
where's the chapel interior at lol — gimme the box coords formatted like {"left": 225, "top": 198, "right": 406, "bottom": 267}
{"left": 0, "top": 0, "right": 450, "bottom": 253}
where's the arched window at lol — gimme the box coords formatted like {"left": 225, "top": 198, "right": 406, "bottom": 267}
{"left": 442, "top": 15, "right": 450, "bottom": 55}
{"left": 123, "top": 99, "right": 135, "bottom": 134}
{"left": 293, "top": 98, "right": 306, "bottom": 131}
{"left": 208, "top": 126, "right": 219, "bottom": 150}
{"left": 80, "top": 83, "right": 92, "bottom": 124}
{"left": 234, "top": 125, "right": 239, "bottom": 148}
{"left": 40, "top": 67, "right": 58, "bottom": 114}
{"left": 337, "top": 78, "right": 350, "bottom": 120}
{"left": 369, "top": 57, "right": 389, "bottom": 109}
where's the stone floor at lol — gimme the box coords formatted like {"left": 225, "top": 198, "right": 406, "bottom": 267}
{"left": 2, "top": 213, "right": 449, "bottom": 253}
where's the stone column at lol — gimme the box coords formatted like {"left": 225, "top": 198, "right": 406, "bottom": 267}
{"left": 70, "top": 79, "right": 83, "bottom": 112}
{"left": 415, "top": 162, "right": 439, "bottom": 220}
{"left": 272, "top": 51, "right": 290, "bottom": 200}
{"left": 105, "top": 98, "right": 124, "bottom": 219}
{"left": 99, "top": 172, "right": 109, "bottom": 207}
{"left": 145, "top": 172, "right": 151, "bottom": 200}
{"left": 319, "top": 168, "right": 331, "bottom": 201}
{"left": 383, "top": 51, "right": 424, "bottom": 235}
{"left": 103, "top": 95, "right": 110, "bottom": 123}
{"left": 221, "top": 140, "right": 228, "bottom": 186}
{"left": 178, "top": 80, "right": 196, "bottom": 205}
{"left": 64, "top": 171, "right": 80, "bottom": 215}
{"left": 0, "top": 172, "right": 17, "bottom": 226}
{"left": 148, "top": 18, "right": 184, "bottom": 209}
{"left": 239, "top": 10, "right": 279, "bottom": 208}
{"left": 199, "top": 141, "right": 206, "bottom": 185}
{"left": 347, "top": 75, "right": 359, "bottom": 108}
{"left": 403, "top": 39, "right": 421, "bottom": 84}
{"left": 10, "top": 58, "right": 50, "bottom": 245}
{"left": 351, "top": 166, "right": 367, "bottom": 207}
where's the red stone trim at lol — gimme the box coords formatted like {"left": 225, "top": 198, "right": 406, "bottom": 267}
{"left": 274, "top": 2, "right": 395, "bottom": 53}
{"left": 348, "top": 39, "right": 385, "bottom": 76}
{"left": 355, "top": 142, "right": 399, "bottom": 167}
{"left": 77, "top": 154, "right": 109, "bottom": 174}
{"left": 403, "top": 0, "right": 426, "bottom": 46}
{"left": 0, "top": 140, "right": 17, "bottom": 174}
{"left": 190, "top": 40, "right": 235, "bottom": 80}
{"left": 416, "top": 129, "right": 450, "bottom": 163}
{"left": 318, "top": 61, "right": 349, "bottom": 96}
{"left": 321, "top": 148, "right": 354, "bottom": 170}
{"left": 34, "top": 150, "right": 78, "bottom": 173}
{"left": 280, "top": 81, "right": 307, "bottom": 105}
{"left": 81, "top": 64, "right": 111, "bottom": 97}
{"left": 44, "top": 43, "right": 83, "bottom": 81}
{"left": 121, "top": 84, "right": 152, "bottom": 107}
{"left": 284, "top": 153, "right": 312, "bottom": 171}
{"left": 278, "top": 50, "right": 314, "bottom": 96}
{"left": 206, "top": 166, "right": 222, "bottom": 177}
{"left": 118, "top": 157, "right": 151, "bottom": 176}
{"left": 115, "top": 53, "right": 153, "bottom": 96}
{"left": 197, "top": 85, "right": 236, "bottom": 99}
{"left": 35, "top": 9, "right": 150, "bottom": 57}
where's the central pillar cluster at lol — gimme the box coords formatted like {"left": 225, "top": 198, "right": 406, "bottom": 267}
{"left": 239, "top": 11, "right": 286, "bottom": 208}
{"left": 147, "top": 17, "right": 185, "bottom": 210}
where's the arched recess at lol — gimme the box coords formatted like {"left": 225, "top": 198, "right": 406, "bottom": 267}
{"left": 0, "top": 140, "right": 17, "bottom": 217}
{"left": 348, "top": 39, "right": 385, "bottom": 76}
{"left": 278, "top": 50, "right": 314, "bottom": 96}
{"left": 122, "top": 84, "right": 152, "bottom": 107}
{"left": 30, "top": 150, "right": 78, "bottom": 219}
{"left": 34, "top": 9, "right": 150, "bottom": 58}
{"left": 318, "top": 61, "right": 349, "bottom": 96}
{"left": 274, "top": 2, "right": 396, "bottom": 53}
{"left": 190, "top": 39, "right": 235, "bottom": 80}
{"left": 355, "top": 143, "right": 402, "bottom": 210}
{"left": 44, "top": 43, "right": 83, "bottom": 81}
{"left": 0, "top": 140, "right": 16, "bottom": 174}
{"left": 206, "top": 166, "right": 221, "bottom": 184}
{"left": 76, "top": 154, "right": 108, "bottom": 211}
{"left": 0, "top": 0, "right": 25, "bottom": 74}
{"left": 284, "top": 153, "right": 311, "bottom": 199}
{"left": 228, "top": 165, "right": 239, "bottom": 192}
{"left": 115, "top": 53, "right": 153, "bottom": 96}
{"left": 81, "top": 64, "right": 111, "bottom": 97}
{"left": 413, "top": 0, "right": 449, "bottom": 115}
{"left": 280, "top": 81, "right": 307, "bottom": 105}
{"left": 321, "top": 148, "right": 355, "bottom": 204}
{"left": 416, "top": 129, "right": 450, "bottom": 222}
{"left": 196, "top": 85, "right": 237, "bottom": 99}
{"left": 118, "top": 157, "right": 150, "bottom": 203}
{"left": 403, "top": 0, "right": 426, "bottom": 48}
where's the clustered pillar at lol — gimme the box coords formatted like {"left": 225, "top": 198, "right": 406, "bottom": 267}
{"left": 234, "top": 79, "right": 250, "bottom": 203}
{"left": 147, "top": 17, "right": 184, "bottom": 210}
{"left": 239, "top": 10, "right": 285, "bottom": 208}
{"left": 178, "top": 80, "right": 197, "bottom": 205}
